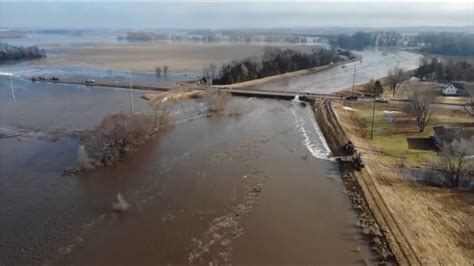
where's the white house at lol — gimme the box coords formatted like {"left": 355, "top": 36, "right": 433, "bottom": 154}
{"left": 438, "top": 82, "right": 464, "bottom": 96}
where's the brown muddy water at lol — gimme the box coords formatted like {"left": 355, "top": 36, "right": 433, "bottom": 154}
{"left": 1, "top": 77, "right": 375, "bottom": 264}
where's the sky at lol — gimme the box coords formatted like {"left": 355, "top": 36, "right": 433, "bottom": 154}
{"left": 0, "top": 1, "right": 473, "bottom": 29}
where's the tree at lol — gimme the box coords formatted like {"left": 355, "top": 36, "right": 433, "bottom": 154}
{"left": 405, "top": 86, "right": 436, "bottom": 132}
{"left": 148, "top": 99, "right": 171, "bottom": 130}
{"left": 155, "top": 67, "right": 162, "bottom": 76}
{"left": 415, "top": 55, "right": 431, "bottom": 81}
{"left": 209, "top": 63, "right": 217, "bottom": 84}
{"left": 206, "top": 89, "right": 231, "bottom": 113}
{"left": 387, "top": 67, "right": 409, "bottom": 96}
{"left": 441, "top": 138, "right": 474, "bottom": 188}
{"left": 163, "top": 65, "right": 169, "bottom": 76}
{"left": 364, "top": 79, "right": 383, "bottom": 96}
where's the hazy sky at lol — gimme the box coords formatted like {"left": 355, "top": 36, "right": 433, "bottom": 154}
{"left": 1, "top": 1, "right": 473, "bottom": 29}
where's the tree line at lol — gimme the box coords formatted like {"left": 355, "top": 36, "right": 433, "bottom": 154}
{"left": 416, "top": 55, "right": 474, "bottom": 82}
{"left": 0, "top": 44, "right": 46, "bottom": 61}
{"left": 417, "top": 32, "right": 474, "bottom": 56}
{"left": 212, "top": 46, "right": 344, "bottom": 85}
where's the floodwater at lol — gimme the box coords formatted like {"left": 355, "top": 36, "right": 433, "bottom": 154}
{"left": 0, "top": 75, "right": 375, "bottom": 264}
{"left": 0, "top": 42, "right": 420, "bottom": 264}
{"left": 254, "top": 47, "right": 422, "bottom": 93}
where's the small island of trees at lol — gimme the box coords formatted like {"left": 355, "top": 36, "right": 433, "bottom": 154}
{"left": 0, "top": 43, "right": 46, "bottom": 61}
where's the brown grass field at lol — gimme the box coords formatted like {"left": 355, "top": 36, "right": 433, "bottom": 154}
{"left": 333, "top": 100, "right": 474, "bottom": 265}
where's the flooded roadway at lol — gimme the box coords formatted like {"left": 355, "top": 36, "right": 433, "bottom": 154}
{"left": 1, "top": 75, "right": 375, "bottom": 264}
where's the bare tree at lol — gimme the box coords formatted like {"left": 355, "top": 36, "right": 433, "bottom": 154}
{"left": 85, "top": 112, "right": 154, "bottom": 167}
{"left": 206, "top": 89, "right": 231, "bottom": 113}
{"left": 155, "top": 67, "right": 162, "bottom": 77}
{"left": 405, "top": 86, "right": 436, "bottom": 132}
{"left": 441, "top": 138, "right": 474, "bottom": 188}
{"left": 202, "top": 66, "right": 210, "bottom": 85}
{"left": 148, "top": 99, "right": 171, "bottom": 130}
{"left": 163, "top": 65, "right": 169, "bottom": 76}
{"left": 467, "top": 97, "right": 474, "bottom": 116}
{"left": 209, "top": 63, "right": 217, "bottom": 85}
{"left": 387, "top": 67, "right": 409, "bottom": 96}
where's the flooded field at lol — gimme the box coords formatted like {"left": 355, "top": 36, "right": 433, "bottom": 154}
{"left": 0, "top": 76, "right": 375, "bottom": 264}
{"left": 0, "top": 36, "right": 422, "bottom": 264}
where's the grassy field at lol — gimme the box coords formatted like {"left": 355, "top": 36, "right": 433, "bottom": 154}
{"left": 332, "top": 100, "right": 474, "bottom": 265}
{"left": 343, "top": 101, "right": 473, "bottom": 168}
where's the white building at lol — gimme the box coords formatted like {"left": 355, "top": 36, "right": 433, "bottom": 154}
{"left": 438, "top": 82, "right": 464, "bottom": 96}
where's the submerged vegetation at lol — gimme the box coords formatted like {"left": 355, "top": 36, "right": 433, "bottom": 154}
{"left": 80, "top": 104, "right": 171, "bottom": 169}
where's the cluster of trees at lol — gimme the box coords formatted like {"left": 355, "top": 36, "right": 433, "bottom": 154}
{"left": 213, "top": 46, "right": 340, "bottom": 85}
{"left": 155, "top": 65, "right": 169, "bottom": 76}
{"left": 363, "top": 79, "right": 383, "bottom": 96}
{"left": 82, "top": 113, "right": 155, "bottom": 168}
{"left": 0, "top": 44, "right": 46, "bottom": 61}
{"left": 81, "top": 104, "right": 171, "bottom": 169}
{"left": 331, "top": 32, "right": 375, "bottom": 50}
{"left": 416, "top": 56, "right": 474, "bottom": 81}
{"left": 417, "top": 33, "right": 474, "bottom": 56}
{"left": 331, "top": 31, "right": 401, "bottom": 50}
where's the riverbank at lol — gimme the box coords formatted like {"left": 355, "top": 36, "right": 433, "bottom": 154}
{"left": 317, "top": 99, "right": 474, "bottom": 265}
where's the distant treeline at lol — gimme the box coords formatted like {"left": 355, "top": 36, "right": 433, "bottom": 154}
{"left": 330, "top": 32, "right": 401, "bottom": 50}
{"left": 330, "top": 31, "right": 474, "bottom": 56}
{"left": 118, "top": 31, "right": 316, "bottom": 44}
{"left": 0, "top": 43, "right": 46, "bottom": 61}
{"left": 213, "top": 47, "right": 349, "bottom": 85}
{"left": 417, "top": 33, "right": 474, "bottom": 56}
{"left": 416, "top": 56, "right": 474, "bottom": 81}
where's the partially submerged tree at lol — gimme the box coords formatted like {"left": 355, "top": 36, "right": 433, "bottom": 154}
{"left": 155, "top": 67, "right": 162, "bottom": 76}
{"left": 84, "top": 112, "right": 154, "bottom": 167}
{"left": 387, "top": 67, "right": 409, "bottom": 96}
{"left": 149, "top": 99, "right": 172, "bottom": 130}
{"left": 163, "top": 65, "right": 169, "bottom": 76}
{"left": 405, "top": 86, "right": 436, "bottom": 132}
{"left": 206, "top": 89, "right": 231, "bottom": 113}
{"left": 441, "top": 138, "right": 474, "bottom": 188}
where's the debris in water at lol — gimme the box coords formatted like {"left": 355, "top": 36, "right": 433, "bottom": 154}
{"left": 77, "top": 144, "right": 92, "bottom": 169}
{"left": 112, "top": 193, "right": 130, "bottom": 212}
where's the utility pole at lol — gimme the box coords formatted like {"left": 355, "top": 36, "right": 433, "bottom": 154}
{"left": 9, "top": 74, "right": 15, "bottom": 100}
{"left": 129, "top": 70, "right": 134, "bottom": 113}
{"left": 351, "top": 64, "right": 357, "bottom": 98}
{"left": 370, "top": 80, "right": 378, "bottom": 139}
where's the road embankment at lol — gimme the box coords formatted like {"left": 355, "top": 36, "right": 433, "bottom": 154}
{"left": 313, "top": 99, "right": 421, "bottom": 265}
{"left": 214, "top": 56, "right": 361, "bottom": 90}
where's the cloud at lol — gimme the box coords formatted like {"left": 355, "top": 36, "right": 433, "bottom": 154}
{"left": 1, "top": 2, "right": 472, "bottom": 29}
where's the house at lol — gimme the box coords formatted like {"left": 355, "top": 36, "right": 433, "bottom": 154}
{"left": 433, "top": 125, "right": 474, "bottom": 153}
{"left": 438, "top": 82, "right": 465, "bottom": 96}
